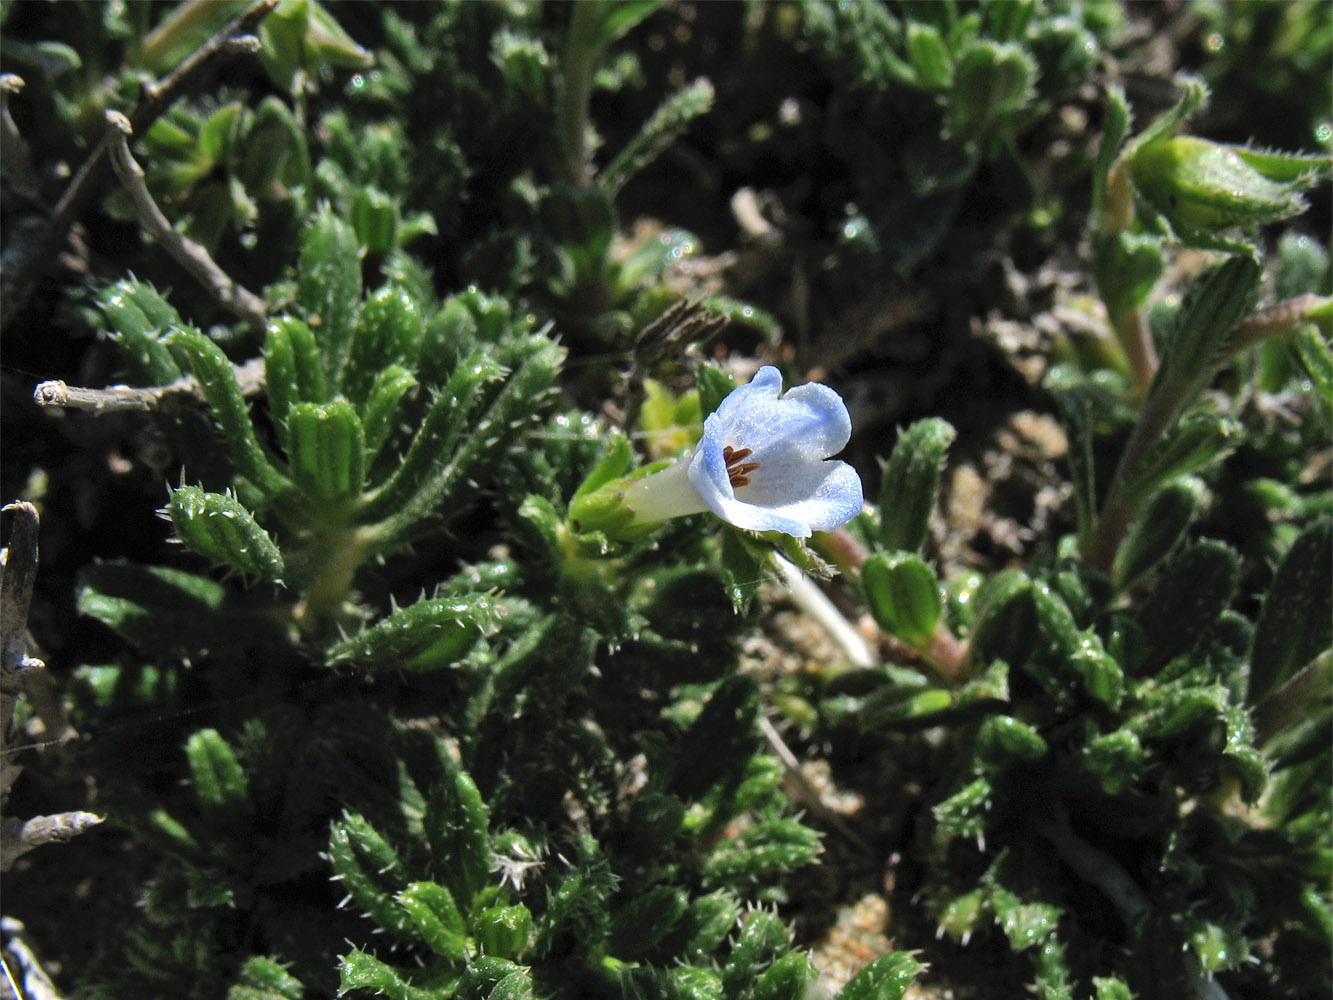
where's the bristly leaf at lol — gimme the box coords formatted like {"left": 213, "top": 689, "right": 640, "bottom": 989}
{"left": 99, "top": 279, "right": 185, "bottom": 384}
{"left": 600, "top": 77, "right": 714, "bottom": 197}
{"left": 296, "top": 206, "right": 363, "bottom": 389}
{"left": 325, "top": 595, "right": 495, "bottom": 673}
{"left": 862, "top": 552, "right": 942, "bottom": 650}
{"left": 1250, "top": 520, "right": 1333, "bottom": 704}
{"left": 696, "top": 362, "right": 737, "bottom": 417}
{"left": 1156, "top": 255, "right": 1261, "bottom": 386}
{"left": 1113, "top": 478, "right": 1204, "bottom": 591}
{"left": 835, "top": 952, "right": 924, "bottom": 1000}
{"left": 1137, "top": 540, "right": 1239, "bottom": 676}
{"left": 167, "top": 485, "right": 286, "bottom": 584}
{"left": 263, "top": 317, "right": 328, "bottom": 452}
{"left": 878, "top": 417, "right": 956, "bottom": 554}
{"left": 166, "top": 325, "right": 294, "bottom": 500}
{"left": 285, "top": 401, "right": 367, "bottom": 507}
{"left": 328, "top": 813, "right": 414, "bottom": 941}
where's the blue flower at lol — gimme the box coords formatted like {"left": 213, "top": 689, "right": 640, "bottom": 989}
{"left": 623, "top": 366, "right": 863, "bottom": 537}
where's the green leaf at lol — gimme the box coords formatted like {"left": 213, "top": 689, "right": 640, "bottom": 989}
{"left": 1251, "top": 520, "right": 1333, "bottom": 703}
{"left": 296, "top": 207, "right": 363, "bottom": 389}
{"left": 1138, "top": 540, "right": 1239, "bottom": 675}
{"left": 75, "top": 562, "right": 232, "bottom": 656}
{"left": 976, "top": 715, "right": 1047, "bottom": 768}
{"left": 835, "top": 952, "right": 924, "bottom": 1000}
{"left": 949, "top": 39, "right": 1035, "bottom": 136}
{"left": 696, "top": 362, "right": 736, "bottom": 417}
{"left": 186, "top": 728, "right": 248, "bottom": 811}
{"left": 610, "top": 886, "right": 688, "bottom": 960}
{"left": 263, "top": 317, "right": 327, "bottom": 451}
{"left": 336, "top": 950, "right": 440, "bottom": 1000}
{"left": 328, "top": 814, "right": 413, "bottom": 939}
{"left": 1080, "top": 729, "right": 1144, "bottom": 795}
{"left": 473, "top": 904, "right": 532, "bottom": 960}
{"left": 702, "top": 819, "right": 821, "bottom": 884}
{"left": 601, "top": 77, "right": 715, "bottom": 197}
{"left": 424, "top": 768, "right": 491, "bottom": 908}
{"left": 1093, "top": 976, "right": 1134, "bottom": 1000}
{"left": 1158, "top": 256, "right": 1261, "bottom": 387}
{"left": 1113, "top": 477, "right": 1205, "bottom": 590}
{"left": 906, "top": 22, "right": 952, "bottom": 90}
{"left": 878, "top": 417, "right": 956, "bottom": 553}
{"left": 721, "top": 910, "right": 789, "bottom": 991}
{"left": 1092, "top": 86, "right": 1131, "bottom": 218}
{"left": 969, "top": 569, "right": 1036, "bottom": 668}
{"left": 753, "top": 953, "right": 819, "bottom": 1000}
{"left": 99, "top": 279, "right": 185, "bottom": 384}
{"left": 861, "top": 553, "right": 941, "bottom": 650}
{"left": 166, "top": 326, "right": 293, "bottom": 499}
{"left": 719, "top": 526, "right": 766, "bottom": 614}
{"left": 397, "top": 881, "right": 466, "bottom": 961}
{"left": 286, "top": 401, "right": 366, "bottom": 506}
{"left": 344, "top": 285, "right": 426, "bottom": 407}
{"left": 326, "top": 595, "right": 495, "bottom": 673}
{"left": 680, "top": 893, "right": 737, "bottom": 963}
{"left": 167, "top": 485, "right": 285, "bottom": 583}
{"left": 1044, "top": 368, "right": 1098, "bottom": 544}
{"left": 228, "top": 955, "right": 305, "bottom": 1000}
{"left": 362, "top": 364, "right": 419, "bottom": 462}
{"left": 1122, "top": 414, "right": 1242, "bottom": 505}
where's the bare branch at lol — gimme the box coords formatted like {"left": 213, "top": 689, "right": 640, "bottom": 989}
{"left": 33, "top": 357, "right": 266, "bottom": 415}
{"left": 0, "top": 0, "right": 280, "bottom": 332}
{"left": 0, "top": 813, "right": 103, "bottom": 872}
{"left": 104, "top": 111, "right": 268, "bottom": 331}
{"left": 1, "top": 503, "right": 42, "bottom": 748}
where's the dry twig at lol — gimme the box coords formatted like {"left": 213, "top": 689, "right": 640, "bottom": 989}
{"left": 0, "top": 0, "right": 279, "bottom": 331}
{"left": 104, "top": 110, "right": 268, "bottom": 331}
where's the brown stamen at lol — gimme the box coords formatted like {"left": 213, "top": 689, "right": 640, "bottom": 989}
{"left": 723, "top": 445, "right": 760, "bottom": 488}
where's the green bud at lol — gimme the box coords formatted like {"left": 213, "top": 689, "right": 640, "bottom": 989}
{"left": 862, "top": 552, "right": 942, "bottom": 650}
{"left": 474, "top": 904, "right": 533, "bottom": 960}
{"left": 976, "top": 715, "right": 1047, "bottom": 768}
{"left": 99, "top": 279, "right": 185, "bottom": 384}
{"left": 326, "top": 594, "right": 495, "bottom": 673}
{"left": 1129, "top": 136, "right": 1330, "bottom": 235}
{"left": 167, "top": 485, "right": 285, "bottom": 583}
{"left": 328, "top": 814, "right": 412, "bottom": 940}
{"left": 1113, "top": 478, "right": 1204, "bottom": 590}
{"left": 286, "top": 400, "right": 366, "bottom": 505}
{"left": 397, "top": 881, "right": 466, "bottom": 961}
{"left": 878, "top": 417, "right": 956, "bottom": 554}
{"left": 837, "top": 952, "right": 924, "bottom": 1000}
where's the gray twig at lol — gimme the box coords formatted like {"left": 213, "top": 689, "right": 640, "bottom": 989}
{"left": 0, "top": 0, "right": 280, "bottom": 332}
{"left": 2, "top": 918, "right": 67, "bottom": 1000}
{"left": 0, "top": 813, "right": 103, "bottom": 873}
{"left": 104, "top": 110, "right": 268, "bottom": 331}
{"left": 33, "top": 356, "right": 266, "bottom": 414}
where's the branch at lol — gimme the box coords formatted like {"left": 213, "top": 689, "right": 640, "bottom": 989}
{"left": 0, "top": 813, "right": 103, "bottom": 872}
{"left": 33, "top": 356, "right": 266, "bottom": 414}
{"left": 2, "top": 918, "right": 67, "bottom": 1000}
{"left": 0, "top": 0, "right": 279, "bottom": 332}
{"left": 104, "top": 110, "right": 268, "bottom": 330}
{"left": 1, "top": 503, "right": 43, "bottom": 750}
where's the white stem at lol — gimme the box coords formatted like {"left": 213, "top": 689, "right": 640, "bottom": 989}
{"left": 772, "top": 553, "right": 874, "bottom": 668}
